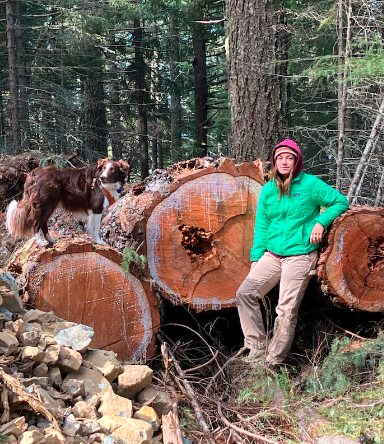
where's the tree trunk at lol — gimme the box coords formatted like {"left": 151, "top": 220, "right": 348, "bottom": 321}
{"left": 192, "top": 24, "right": 208, "bottom": 157}
{"left": 226, "top": 0, "right": 289, "bottom": 161}
{"left": 101, "top": 157, "right": 265, "bottom": 310}
{"left": 13, "top": 0, "right": 30, "bottom": 151}
{"left": 84, "top": 68, "right": 108, "bottom": 158}
{"left": 318, "top": 206, "right": 384, "bottom": 312}
{"left": 107, "top": 35, "right": 124, "bottom": 161}
{"left": 170, "top": 14, "right": 182, "bottom": 163}
{"left": 7, "top": 239, "right": 159, "bottom": 361}
{"left": 134, "top": 18, "right": 149, "bottom": 180}
{"left": 5, "top": 0, "right": 21, "bottom": 154}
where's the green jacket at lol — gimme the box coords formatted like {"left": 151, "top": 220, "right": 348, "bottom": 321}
{"left": 250, "top": 172, "right": 349, "bottom": 261}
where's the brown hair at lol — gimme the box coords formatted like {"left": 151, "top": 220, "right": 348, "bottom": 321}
{"left": 268, "top": 164, "right": 294, "bottom": 199}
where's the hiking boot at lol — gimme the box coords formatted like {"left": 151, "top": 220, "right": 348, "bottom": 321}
{"left": 242, "top": 347, "right": 267, "bottom": 363}
{"left": 264, "top": 361, "right": 281, "bottom": 372}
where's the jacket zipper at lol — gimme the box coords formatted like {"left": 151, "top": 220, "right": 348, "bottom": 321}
{"left": 280, "top": 195, "right": 287, "bottom": 254}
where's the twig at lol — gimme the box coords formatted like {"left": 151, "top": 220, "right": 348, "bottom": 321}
{"left": 217, "top": 393, "right": 279, "bottom": 444}
{"left": 205, "top": 347, "right": 248, "bottom": 396}
{"left": 158, "top": 335, "right": 216, "bottom": 444}
{"left": 348, "top": 399, "right": 384, "bottom": 408}
{"left": 322, "top": 315, "right": 371, "bottom": 341}
{"left": 161, "top": 323, "right": 223, "bottom": 375}
{"left": 0, "top": 368, "right": 60, "bottom": 431}
{"left": 183, "top": 350, "right": 219, "bottom": 374}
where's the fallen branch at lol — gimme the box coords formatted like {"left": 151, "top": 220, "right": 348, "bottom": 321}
{"left": 0, "top": 368, "right": 60, "bottom": 431}
{"left": 322, "top": 316, "right": 371, "bottom": 341}
{"left": 162, "top": 402, "right": 183, "bottom": 444}
{"left": 158, "top": 335, "right": 216, "bottom": 444}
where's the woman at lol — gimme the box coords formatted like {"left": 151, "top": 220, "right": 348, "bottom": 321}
{"left": 236, "top": 139, "right": 349, "bottom": 369}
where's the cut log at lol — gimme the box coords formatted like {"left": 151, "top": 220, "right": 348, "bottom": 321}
{"left": 101, "top": 157, "right": 265, "bottom": 311}
{"left": 7, "top": 238, "right": 160, "bottom": 361}
{"left": 318, "top": 205, "right": 384, "bottom": 312}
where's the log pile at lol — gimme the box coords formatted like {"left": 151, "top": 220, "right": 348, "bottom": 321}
{"left": 101, "top": 157, "right": 265, "bottom": 311}
{"left": 0, "top": 272, "right": 174, "bottom": 444}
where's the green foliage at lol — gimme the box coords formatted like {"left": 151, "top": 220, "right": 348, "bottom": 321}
{"left": 178, "top": 405, "right": 199, "bottom": 432}
{"left": 0, "top": 434, "right": 7, "bottom": 444}
{"left": 304, "top": 336, "right": 384, "bottom": 397}
{"left": 237, "top": 366, "right": 292, "bottom": 406}
{"left": 121, "top": 247, "right": 147, "bottom": 273}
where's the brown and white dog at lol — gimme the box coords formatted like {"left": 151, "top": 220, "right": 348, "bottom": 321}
{"left": 6, "top": 158, "right": 130, "bottom": 246}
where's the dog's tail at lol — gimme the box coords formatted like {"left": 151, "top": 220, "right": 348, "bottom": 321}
{"left": 6, "top": 200, "right": 34, "bottom": 238}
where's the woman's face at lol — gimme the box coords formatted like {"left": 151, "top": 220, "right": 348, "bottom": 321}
{"left": 275, "top": 153, "right": 296, "bottom": 179}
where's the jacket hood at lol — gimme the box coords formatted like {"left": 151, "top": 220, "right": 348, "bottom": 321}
{"left": 271, "top": 139, "right": 303, "bottom": 179}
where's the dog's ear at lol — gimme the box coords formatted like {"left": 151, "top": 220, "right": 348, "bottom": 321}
{"left": 97, "top": 158, "right": 109, "bottom": 170}
{"left": 118, "top": 160, "right": 130, "bottom": 175}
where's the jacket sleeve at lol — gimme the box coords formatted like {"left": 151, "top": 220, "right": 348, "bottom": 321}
{"left": 250, "top": 184, "right": 271, "bottom": 261}
{"left": 312, "top": 177, "right": 349, "bottom": 228}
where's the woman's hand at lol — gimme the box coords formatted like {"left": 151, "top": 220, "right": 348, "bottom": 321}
{"left": 310, "top": 223, "right": 324, "bottom": 245}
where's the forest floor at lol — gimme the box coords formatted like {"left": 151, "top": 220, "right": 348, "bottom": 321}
{"left": 1, "top": 153, "right": 384, "bottom": 443}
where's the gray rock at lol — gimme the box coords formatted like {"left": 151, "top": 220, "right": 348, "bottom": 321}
{"left": 55, "top": 324, "right": 94, "bottom": 352}
{"left": 0, "top": 270, "right": 23, "bottom": 313}
{"left": 0, "top": 307, "right": 13, "bottom": 321}
{"left": 23, "top": 309, "right": 61, "bottom": 324}
{"left": 0, "top": 329, "right": 19, "bottom": 355}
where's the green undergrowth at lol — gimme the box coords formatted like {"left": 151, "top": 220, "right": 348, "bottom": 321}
{"left": 236, "top": 335, "right": 384, "bottom": 443}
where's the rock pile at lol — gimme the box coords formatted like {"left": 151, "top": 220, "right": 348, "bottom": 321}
{"left": 0, "top": 271, "right": 172, "bottom": 444}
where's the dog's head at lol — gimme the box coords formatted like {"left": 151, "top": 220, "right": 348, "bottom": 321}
{"left": 98, "top": 158, "right": 130, "bottom": 185}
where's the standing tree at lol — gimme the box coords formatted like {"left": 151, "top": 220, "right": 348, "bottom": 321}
{"left": 226, "top": 0, "right": 289, "bottom": 161}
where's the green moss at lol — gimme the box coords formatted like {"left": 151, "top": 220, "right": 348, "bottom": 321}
{"left": 121, "top": 247, "right": 147, "bottom": 272}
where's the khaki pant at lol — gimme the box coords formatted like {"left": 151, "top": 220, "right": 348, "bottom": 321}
{"left": 236, "top": 250, "right": 318, "bottom": 364}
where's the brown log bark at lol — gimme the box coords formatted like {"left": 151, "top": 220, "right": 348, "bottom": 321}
{"left": 318, "top": 205, "right": 384, "bottom": 312}
{"left": 101, "top": 157, "right": 265, "bottom": 311}
{"left": 7, "top": 238, "right": 160, "bottom": 361}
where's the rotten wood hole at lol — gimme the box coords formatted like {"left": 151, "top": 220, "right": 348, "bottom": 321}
{"left": 178, "top": 224, "right": 215, "bottom": 261}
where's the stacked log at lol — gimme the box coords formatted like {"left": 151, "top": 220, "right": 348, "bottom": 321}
{"left": 318, "top": 205, "right": 384, "bottom": 312}
{"left": 7, "top": 239, "right": 160, "bottom": 361}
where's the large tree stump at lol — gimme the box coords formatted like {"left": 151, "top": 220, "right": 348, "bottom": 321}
{"left": 318, "top": 206, "right": 384, "bottom": 312}
{"left": 7, "top": 238, "right": 160, "bottom": 361}
{"left": 101, "top": 157, "right": 265, "bottom": 311}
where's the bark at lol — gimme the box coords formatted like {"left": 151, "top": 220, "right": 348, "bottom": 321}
{"left": 374, "top": 167, "right": 384, "bottom": 206}
{"left": 336, "top": 0, "right": 352, "bottom": 192}
{"left": 5, "top": 0, "right": 21, "bottom": 154}
{"left": 317, "top": 206, "right": 384, "bottom": 312}
{"left": 84, "top": 67, "right": 108, "bottom": 157}
{"left": 107, "top": 34, "right": 124, "bottom": 161}
{"left": 170, "top": 14, "right": 182, "bottom": 163}
{"left": 226, "top": 0, "right": 289, "bottom": 161}
{"left": 192, "top": 23, "right": 208, "bottom": 157}
{"left": 134, "top": 18, "right": 149, "bottom": 180}
{"left": 152, "top": 135, "right": 158, "bottom": 171}
{"left": 13, "top": 0, "right": 30, "bottom": 151}
{"left": 7, "top": 239, "right": 160, "bottom": 361}
{"left": 101, "top": 157, "right": 265, "bottom": 310}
